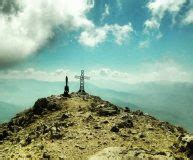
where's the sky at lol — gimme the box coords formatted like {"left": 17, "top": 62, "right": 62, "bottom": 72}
{"left": 0, "top": 0, "right": 193, "bottom": 88}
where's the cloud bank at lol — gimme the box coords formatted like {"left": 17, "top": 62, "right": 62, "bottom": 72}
{"left": 90, "top": 61, "right": 192, "bottom": 84}
{"left": 1, "top": 60, "right": 192, "bottom": 84}
{"left": 0, "top": 0, "right": 94, "bottom": 65}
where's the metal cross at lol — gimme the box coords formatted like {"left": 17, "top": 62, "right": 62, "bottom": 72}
{"left": 75, "top": 70, "right": 90, "bottom": 93}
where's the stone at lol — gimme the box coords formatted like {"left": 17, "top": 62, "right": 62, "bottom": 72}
{"left": 177, "top": 126, "right": 186, "bottom": 134}
{"left": 117, "top": 119, "right": 133, "bottom": 129}
{"left": 134, "top": 110, "right": 144, "bottom": 116}
{"left": 100, "top": 120, "right": 109, "bottom": 124}
{"left": 26, "top": 154, "right": 32, "bottom": 158}
{"left": 98, "top": 107, "right": 119, "bottom": 116}
{"left": 0, "top": 130, "right": 8, "bottom": 141}
{"left": 50, "top": 127, "right": 63, "bottom": 139}
{"left": 147, "top": 124, "right": 154, "bottom": 131}
{"left": 37, "top": 143, "right": 44, "bottom": 150}
{"left": 60, "top": 113, "right": 69, "bottom": 121}
{"left": 131, "top": 130, "right": 137, "bottom": 134}
{"left": 178, "top": 135, "right": 193, "bottom": 158}
{"left": 111, "top": 126, "right": 119, "bottom": 133}
{"left": 94, "top": 125, "right": 101, "bottom": 129}
{"left": 138, "top": 133, "right": 146, "bottom": 138}
{"left": 124, "top": 107, "right": 130, "bottom": 112}
{"left": 59, "top": 155, "right": 65, "bottom": 160}
{"left": 21, "top": 135, "right": 31, "bottom": 147}
{"left": 84, "top": 115, "right": 95, "bottom": 123}
{"left": 75, "top": 144, "right": 86, "bottom": 150}
{"left": 42, "top": 151, "right": 50, "bottom": 159}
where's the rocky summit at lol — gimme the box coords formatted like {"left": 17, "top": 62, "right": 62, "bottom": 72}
{"left": 0, "top": 93, "right": 193, "bottom": 159}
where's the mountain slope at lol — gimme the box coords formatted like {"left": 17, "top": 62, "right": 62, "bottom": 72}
{"left": 0, "top": 93, "right": 192, "bottom": 159}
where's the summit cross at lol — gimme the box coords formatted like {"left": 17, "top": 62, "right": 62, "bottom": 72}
{"left": 75, "top": 70, "right": 90, "bottom": 93}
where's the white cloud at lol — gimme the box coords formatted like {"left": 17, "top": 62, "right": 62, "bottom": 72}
{"left": 156, "top": 32, "right": 163, "bottom": 39}
{"left": 138, "top": 40, "right": 149, "bottom": 49}
{"left": 144, "top": 18, "right": 160, "bottom": 32}
{"left": 0, "top": 68, "right": 76, "bottom": 82}
{"left": 78, "top": 27, "right": 108, "bottom": 47}
{"left": 89, "top": 59, "right": 192, "bottom": 84}
{"left": 147, "top": 0, "right": 186, "bottom": 18}
{"left": 182, "top": 8, "right": 193, "bottom": 25}
{"left": 110, "top": 23, "right": 133, "bottom": 45}
{"left": 144, "top": 0, "right": 186, "bottom": 33}
{"left": 0, "top": 59, "right": 192, "bottom": 85}
{"left": 0, "top": 0, "right": 94, "bottom": 65}
{"left": 101, "top": 4, "right": 110, "bottom": 22}
{"left": 79, "top": 23, "right": 133, "bottom": 47}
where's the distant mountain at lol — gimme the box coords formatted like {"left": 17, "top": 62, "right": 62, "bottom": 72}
{"left": 0, "top": 101, "right": 23, "bottom": 123}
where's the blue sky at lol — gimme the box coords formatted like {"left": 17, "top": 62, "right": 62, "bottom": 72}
{"left": 0, "top": 0, "right": 193, "bottom": 87}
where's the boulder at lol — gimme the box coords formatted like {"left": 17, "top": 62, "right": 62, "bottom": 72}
{"left": 33, "top": 98, "right": 61, "bottom": 115}
{"left": 33, "top": 98, "right": 49, "bottom": 114}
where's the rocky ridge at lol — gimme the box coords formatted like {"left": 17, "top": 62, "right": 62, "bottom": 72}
{"left": 0, "top": 93, "right": 193, "bottom": 159}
